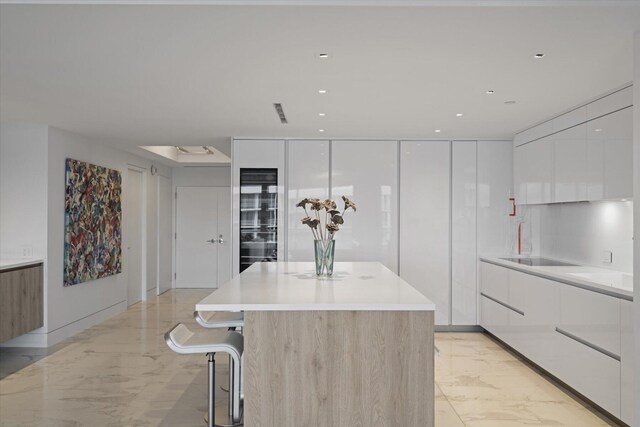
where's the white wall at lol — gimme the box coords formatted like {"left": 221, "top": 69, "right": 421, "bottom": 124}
{"left": 1, "top": 124, "right": 172, "bottom": 347}
{"left": 632, "top": 29, "right": 640, "bottom": 427}
{"left": 0, "top": 124, "right": 48, "bottom": 260}
{"left": 528, "top": 201, "right": 634, "bottom": 273}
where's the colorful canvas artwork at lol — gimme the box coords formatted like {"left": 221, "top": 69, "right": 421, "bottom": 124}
{"left": 64, "top": 159, "right": 122, "bottom": 286}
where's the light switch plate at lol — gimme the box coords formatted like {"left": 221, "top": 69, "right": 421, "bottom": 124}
{"left": 602, "top": 250, "right": 613, "bottom": 264}
{"left": 21, "top": 245, "right": 33, "bottom": 257}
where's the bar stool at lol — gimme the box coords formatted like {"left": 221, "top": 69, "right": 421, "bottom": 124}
{"left": 165, "top": 323, "right": 243, "bottom": 427}
{"left": 194, "top": 310, "right": 245, "bottom": 413}
{"left": 194, "top": 311, "right": 244, "bottom": 331}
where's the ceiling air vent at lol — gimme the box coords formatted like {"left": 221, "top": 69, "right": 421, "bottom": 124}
{"left": 273, "top": 103, "right": 288, "bottom": 124}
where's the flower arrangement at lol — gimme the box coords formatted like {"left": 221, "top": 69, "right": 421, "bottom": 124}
{"left": 297, "top": 195, "right": 357, "bottom": 241}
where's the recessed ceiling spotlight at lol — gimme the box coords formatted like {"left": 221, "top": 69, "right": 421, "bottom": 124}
{"left": 534, "top": 53, "right": 545, "bottom": 59}
{"left": 486, "top": 90, "right": 495, "bottom": 94}
{"left": 318, "top": 129, "right": 325, "bottom": 132}
{"left": 456, "top": 113, "right": 463, "bottom": 117}
{"left": 318, "top": 89, "right": 327, "bottom": 94}
{"left": 318, "top": 53, "right": 329, "bottom": 59}
{"left": 319, "top": 113, "right": 326, "bottom": 116}
{"left": 434, "top": 129, "right": 441, "bottom": 133}
{"left": 504, "top": 100, "right": 516, "bottom": 105}
{"left": 594, "top": 128, "right": 602, "bottom": 132}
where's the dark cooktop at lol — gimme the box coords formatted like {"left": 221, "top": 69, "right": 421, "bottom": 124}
{"left": 500, "top": 257, "right": 578, "bottom": 267}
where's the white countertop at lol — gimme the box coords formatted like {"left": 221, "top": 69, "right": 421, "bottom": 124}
{"left": 0, "top": 258, "right": 44, "bottom": 271}
{"left": 480, "top": 256, "right": 633, "bottom": 300}
{"left": 196, "top": 261, "right": 436, "bottom": 312}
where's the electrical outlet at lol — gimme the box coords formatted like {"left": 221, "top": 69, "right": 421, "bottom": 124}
{"left": 602, "top": 250, "right": 613, "bottom": 264}
{"left": 21, "top": 245, "right": 33, "bottom": 257}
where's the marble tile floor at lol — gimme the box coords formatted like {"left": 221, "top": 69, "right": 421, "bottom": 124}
{"left": 0, "top": 290, "right": 618, "bottom": 426}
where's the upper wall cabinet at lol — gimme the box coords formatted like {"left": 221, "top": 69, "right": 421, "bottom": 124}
{"left": 513, "top": 85, "right": 632, "bottom": 205}
{"left": 332, "top": 140, "right": 399, "bottom": 273}
{"left": 514, "top": 135, "right": 553, "bottom": 205}
{"left": 587, "top": 107, "right": 633, "bottom": 200}
{"left": 553, "top": 123, "right": 588, "bottom": 203}
{"left": 287, "top": 140, "right": 330, "bottom": 261}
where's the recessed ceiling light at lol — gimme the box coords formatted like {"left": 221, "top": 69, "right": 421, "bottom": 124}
{"left": 318, "top": 53, "right": 329, "bottom": 59}
{"left": 434, "top": 129, "right": 441, "bottom": 133}
{"left": 534, "top": 53, "right": 545, "bottom": 58}
{"left": 486, "top": 90, "right": 495, "bottom": 94}
{"left": 318, "top": 89, "right": 327, "bottom": 94}
{"left": 594, "top": 128, "right": 602, "bottom": 132}
{"left": 504, "top": 100, "right": 516, "bottom": 105}
{"left": 456, "top": 113, "right": 463, "bottom": 117}
{"left": 318, "top": 129, "right": 325, "bottom": 132}
{"left": 319, "top": 113, "right": 326, "bottom": 116}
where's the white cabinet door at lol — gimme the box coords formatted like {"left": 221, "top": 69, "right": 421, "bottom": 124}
{"left": 522, "top": 136, "right": 553, "bottom": 204}
{"left": 399, "top": 141, "right": 450, "bottom": 324}
{"left": 513, "top": 144, "right": 527, "bottom": 204}
{"left": 620, "top": 300, "right": 634, "bottom": 425}
{"left": 553, "top": 123, "right": 588, "bottom": 202}
{"left": 477, "top": 141, "right": 513, "bottom": 255}
{"left": 451, "top": 141, "right": 477, "bottom": 325}
{"left": 332, "top": 140, "right": 398, "bottom": 273}
{"left": 586, "top": 107, "right": 633, "bottom": 200}
{"left": 479, "top": 262, "right": 510, "bottom": 338}
{"left": 287, "top": 140, "right": 330, "bottom": 261}
{"left": 232, "top": 140, "right": 285, "bottom": 276}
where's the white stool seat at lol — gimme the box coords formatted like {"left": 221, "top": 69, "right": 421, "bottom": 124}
{"left": 194, "top": 311, "right": 245, "bottom": 329}
{"left": 165, "top": 324, "right": 243, "bottom": 426}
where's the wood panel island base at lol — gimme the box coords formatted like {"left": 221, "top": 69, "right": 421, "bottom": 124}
{"left": 196, "top": 262, "right": 435, "bottom": 427}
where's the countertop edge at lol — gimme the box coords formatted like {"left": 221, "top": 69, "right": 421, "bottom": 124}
{"left": 0, "top": 259, "right": 44, "bottom": 272}
{"left": 195, "top": 303, "right": 436, "bottom": 312}
{"left": 479, "top": 256, "right": 633, "bottom": 301}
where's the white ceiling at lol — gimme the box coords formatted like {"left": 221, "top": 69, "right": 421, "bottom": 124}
{"left": 1, "top": 2, "right": 640, "bottom": 159}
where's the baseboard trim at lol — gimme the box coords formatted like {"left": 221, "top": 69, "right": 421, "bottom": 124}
{"left": 434, "top": 325, "right": 484, "bottom": 332}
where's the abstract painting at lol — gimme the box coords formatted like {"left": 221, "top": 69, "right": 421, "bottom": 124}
{"left": 64, "top": 158, "right": 122, "bottom": 286}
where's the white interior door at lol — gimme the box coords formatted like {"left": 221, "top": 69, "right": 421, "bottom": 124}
{"left": 157, "top": 175, "right": 172, "bottom": 294}
{"left": 126, "top": 168, "right": 143, "bottom": 306}
{"left": 176, "top": 186, "right": 230, "bottom": 288}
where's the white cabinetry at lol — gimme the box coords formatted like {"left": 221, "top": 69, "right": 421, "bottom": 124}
{"left": 451, "top": 141, "right": 477, "bottom": 325}
{"left": 620, "top": 300, "right": 635, "bottom": 425}
{"left": 399, "top": 141, "right": 450, "bottom": 325}
{"left": 553, "top": 123, "right": 588, "bottom": 202}
{"left": 514, "top": 85, "right": 632, "bottom": 204}
{"left": 332, "top": 140, "right": 398, "bottom": 273}
{"left": 586, "top": 107, "right": 633, "bottom": 200}
{"left": 232, "top": 140, "right": 285, "bottom": 276}
{"left": 513, "top": 136, "right": 552, "bottom": 205}
{"left": 480, "top": 261, "right": 630, "bottom": 421}
{"left": 287, "top": 140, "right": 330, "bottom": 261}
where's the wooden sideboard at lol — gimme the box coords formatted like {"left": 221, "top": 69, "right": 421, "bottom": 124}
{"left": 0, "top": 263, "right": 44, "bottom": 343}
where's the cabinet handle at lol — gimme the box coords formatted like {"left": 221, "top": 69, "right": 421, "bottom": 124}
{"left": 480, "top": 292, "right": 524, "bottom": 316}
{"left": 554, "top": 327, "right": 620, "bottom": 361}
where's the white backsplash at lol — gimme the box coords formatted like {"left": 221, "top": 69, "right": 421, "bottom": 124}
{"left": 523, "top": 201, "right": 633, "bottom": 273}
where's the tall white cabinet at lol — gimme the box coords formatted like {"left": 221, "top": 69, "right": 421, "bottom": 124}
{"left": 287, "top": 140, "right": 330, "bottom": 261}
{"left": 233, "top": 138, "right": 513, "bottom": 327}
{"left": 451, "top": 141, "right": 478, "bottom": 325}
{"left": 332, "top": 140, "right": 399, "bottom": 273}
{"left": 400, "top": 140, "right": 451, "bottom": 325}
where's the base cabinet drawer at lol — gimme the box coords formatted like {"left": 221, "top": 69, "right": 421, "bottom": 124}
{"left": 480, "top": 294, "right": 509, "bottom": 342}
{"left": 479, "top": 262, "right": 509, "bottom": 302}
{"left": 0, "top": 264, "right": 44, "bottom": 343}
{"left": 553, "top": 329, "right": 621, "bottom": 418}
{"left": 620, "top": 300, "right": 634, "bottom": 425}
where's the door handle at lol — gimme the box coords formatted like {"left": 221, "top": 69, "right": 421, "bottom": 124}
{"left": 218, "top": 235, "right": 224, "bottom": 244}
{"left": 206, "top": 239, "right": 217, "bottom": 244}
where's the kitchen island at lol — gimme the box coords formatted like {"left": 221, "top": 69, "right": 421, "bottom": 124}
{"left": 196, "top": 261, "right": 435, "bottom": 427}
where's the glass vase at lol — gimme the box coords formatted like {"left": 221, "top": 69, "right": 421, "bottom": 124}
{"left": 314, "top": 239, "right": 335, "bottom": 277}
